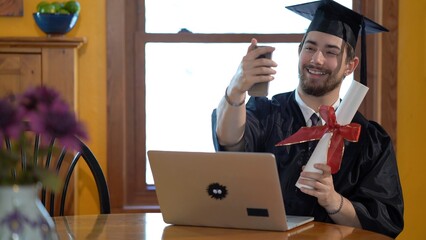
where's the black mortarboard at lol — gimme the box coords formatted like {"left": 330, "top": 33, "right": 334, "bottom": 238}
{"left": 286, "top": 0, "right": 388, "bottom": 86}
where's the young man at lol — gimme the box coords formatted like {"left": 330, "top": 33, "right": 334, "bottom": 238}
{"left": 211, "top": 0, "right": 403, "bottom": 238}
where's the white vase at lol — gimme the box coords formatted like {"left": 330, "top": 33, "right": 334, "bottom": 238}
{"left": 0, "top": 184, "right": 58, "bottom": 240}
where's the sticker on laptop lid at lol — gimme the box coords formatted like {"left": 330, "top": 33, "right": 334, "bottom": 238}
{"left": 207, "top": 183, "right": 228, "bottom": 200}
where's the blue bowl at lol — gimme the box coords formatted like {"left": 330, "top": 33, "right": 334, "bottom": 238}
{"left": 33, "top": 13, "right": 79, "bottom": 35}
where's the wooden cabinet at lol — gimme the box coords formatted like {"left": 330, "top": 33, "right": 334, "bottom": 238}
{"left": 0, "top": 37, "right": 85, "bottom": 109}
{"left": 0, "top": 37, "right": 86, "bottom": 215}
{"left": 0, "top": 53, "right": 41, "bottom": 96}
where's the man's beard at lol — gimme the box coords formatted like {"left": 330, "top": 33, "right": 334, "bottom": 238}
{"left": 299, "top": 64, "right": 344, "bottom": 97}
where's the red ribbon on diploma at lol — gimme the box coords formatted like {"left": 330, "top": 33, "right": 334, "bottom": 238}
{"left": 275, "top": 105, "right": 361, "bottom": 174}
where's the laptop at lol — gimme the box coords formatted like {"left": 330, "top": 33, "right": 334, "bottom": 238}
{"left": 147, "top": 150, "right": 314, "bottom": 231}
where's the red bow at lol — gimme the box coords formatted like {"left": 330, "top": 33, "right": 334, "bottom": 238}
{"left": 275, "top": 105, "right": 361, "bottom": 174}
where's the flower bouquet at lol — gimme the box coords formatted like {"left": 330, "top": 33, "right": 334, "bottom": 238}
{"left": 0, "top": 86, "right": 87, "bottom": 191}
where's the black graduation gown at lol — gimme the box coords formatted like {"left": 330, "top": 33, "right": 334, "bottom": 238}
{"left": 211, "top": 90, "right": 404, "bottom": 238}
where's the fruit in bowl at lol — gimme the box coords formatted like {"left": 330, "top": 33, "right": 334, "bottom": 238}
{"left": 37, "top": 1, "right": 80, "bottom": 14}
{"left": 33, "top": 1, "right": 81, "bottom": 35}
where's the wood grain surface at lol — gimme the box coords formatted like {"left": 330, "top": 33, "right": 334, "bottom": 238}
{"left": 0, "top": 0, "right": 23, "bottom": 17}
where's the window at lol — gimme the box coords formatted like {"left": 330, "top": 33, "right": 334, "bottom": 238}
{"left": 145, "top": 0, "right": 351, "bottom": 34}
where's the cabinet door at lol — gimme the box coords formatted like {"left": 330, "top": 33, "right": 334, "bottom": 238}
{"left": 0, "top": 53, "right": 42, "bottom": 96}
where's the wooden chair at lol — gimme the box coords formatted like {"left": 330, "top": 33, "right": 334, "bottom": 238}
{"left": 4, "top": 133, "right": 111, "bottom": 216}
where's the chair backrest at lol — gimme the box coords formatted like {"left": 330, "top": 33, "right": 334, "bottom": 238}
{"left": 3, "top": 133, "right": 111, "bottom": 216}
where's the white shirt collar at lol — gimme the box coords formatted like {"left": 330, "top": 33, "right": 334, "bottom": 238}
{"left": 294, "top": 90, "right": 340, "bottom": 126}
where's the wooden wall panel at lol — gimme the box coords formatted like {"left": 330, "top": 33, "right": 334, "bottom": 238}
{"left": 381, "top": 0, "right": 398, "bottom": 148}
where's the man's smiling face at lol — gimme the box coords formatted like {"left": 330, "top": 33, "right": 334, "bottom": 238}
{"left": 298, "top": 31, "right": 350, "bottom": 97}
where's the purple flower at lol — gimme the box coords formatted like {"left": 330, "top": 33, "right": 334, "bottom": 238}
{"left": 0, "top": 98, "right": 23, "bottom": 140}
{"left": 14, "top": 86, "right": 88, "bottom": 151}
{"left": 18, "top": 86, "right": 61, "bottom": 114}
{"left": 30, "top": 100, "right": 88, "bottom": 151}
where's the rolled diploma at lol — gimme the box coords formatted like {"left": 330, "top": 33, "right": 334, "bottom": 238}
{"left": 296, "top": 80, "right": 369, "bottom": 189}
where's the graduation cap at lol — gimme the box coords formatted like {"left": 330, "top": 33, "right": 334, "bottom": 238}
{"left": 286, "top": 0, "right": 388, "bottom": 86}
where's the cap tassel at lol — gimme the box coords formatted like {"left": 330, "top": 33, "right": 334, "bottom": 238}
{"left": 360, "top": 20, "right": 367, "bottom": 86}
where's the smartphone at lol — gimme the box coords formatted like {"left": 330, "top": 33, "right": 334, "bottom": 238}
{"left": 248, "top": 46, "right": 273, "bottom": 97}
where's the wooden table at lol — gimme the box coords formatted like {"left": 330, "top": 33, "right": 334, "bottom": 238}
{"left": 53, "top": 213, "right": 393, "bottom": 239}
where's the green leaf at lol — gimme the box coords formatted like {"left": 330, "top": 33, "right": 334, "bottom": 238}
{"left": 35, "top": 168, "right": 63, "bottom": 193}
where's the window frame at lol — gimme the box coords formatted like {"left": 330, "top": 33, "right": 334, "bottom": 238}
{"left": 106, "top": 0, "right": 397, "bottom": 213}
